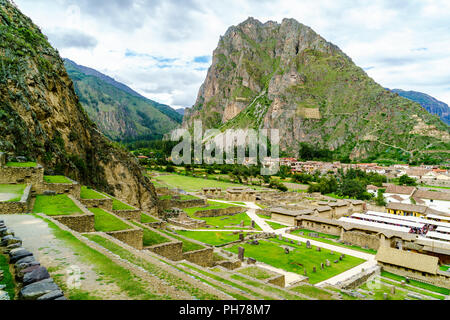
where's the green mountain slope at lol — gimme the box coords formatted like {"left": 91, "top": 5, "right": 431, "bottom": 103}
{"left": 183, "top": 18, "right": 450, "bottom": 164}
{"left": 64, "top": 59, "right": 181, "bottom": 142}
{"left": 390, "top": 89, "right": 450, "bottom": 125}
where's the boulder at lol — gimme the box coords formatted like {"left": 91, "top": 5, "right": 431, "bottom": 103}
{"left": 16, "top": 156, "right": 28, "bottom": 162}
{"left": 23, "top": 267, "right": 50, "bottom": 286}
{"left": 17, "top": 264, "right": 41, "bottom": 279}
{"left": 20, "top": 279, "right": 59, "bottom": 300}
{"left": 9, "top": 249, "right": 33, "bottom": 264}
{"left": 1, "top": 229, "right": 14, "bottom": 237}
{"left": 43, "top": 190, "right": 57, "bottom": 196}
{"left": 37, "top": 290, "right": 64, "bottom": 300}
{"left": 6, "top": 242, "right": 22, "bottom": 251}
{"left": 1, "top": 235, "right": 21, "bottom": 247}
{"left": 0, "top": 290, "right": 10, "bottom": 301}
{"left": 14, "top": 256, "right": 37, "bottom": 270}
{"left": 54, "top": 296, "right": 68, "bottom": 300}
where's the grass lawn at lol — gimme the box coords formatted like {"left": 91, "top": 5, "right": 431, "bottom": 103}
{"left": 80, "top": 186, "right": 107, "bottom": 199}
{"left": 265, "top": 221, "right": 289, "bottom": 230}
{"left": 379, "top": 277, "right": 445, "bottom": 300}
{"left": 290, "top": 228, "right": 377, "bottom": 255}
{"left": 159, "top": 194, "right": 199, "bottom": 201}
{"left": 231, "top": 202, "right": 246, "bottom": 205}
{"left": 141, "top": 213, "right": 159, "bottom": 223}
{"left": 381, "top": 271, "right": 450, "bottom": 295}
{"left": 84, "top": 234, "right": 218, "bottom": 300}
{"left": 6, "top": 162, "right": 37, "bottom": 167}
{"left": 33, "top": 194, "right": 83, "bottom": 216}
{"left": 0, "top": 254, "right": 15, "bottom": 299}
{"left": 226, "top": 239, "right": 365, "bottom": 284}
{"left": 33, "top": 215, "right": 164, "bottom": 300}
{"left": 419, "top": 184, "right": 450, "bottom": 190}
{"left": 237, "top": 266, "right": 274, "bottom": 280}
{"left": 0, "top": 184, "right": 26, "bottom": 202}
{"left": 89, "top": 208, "right": 131, "bottom": 232}
{"left": 130, "top": 221, "right": 171, "bottom": 247}
{"left": 359, "top": 280, "right": 412, "bottom": 300}
{"left": 44, "top": 175, "right": 72, "bottom": 184}
{"left": 160, "top": 230, "right": 205, "bottom": 252}
{"left": 290, "top": 284, "right": 334, "bottom": 300}
{"left": 111, "top": 198, "right": 134, "bottom": 210}
{"left": 151, "top": 173, "right": 262, "bottom": 192}
{"left": 176, "top": 231, "right": 252, "bottom": 246}
{"left": 440, "top": 265, "right": 450, "bottom": 272}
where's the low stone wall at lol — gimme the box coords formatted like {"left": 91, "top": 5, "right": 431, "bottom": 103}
{"left": 0, "top": 184, "right": 32, "bottom": 214}
{"left": 113, "top": 209, "right": 141, "bottom": 221}
{"left": 255, "top": 208, "right": 271, "bottom": 217}
{"left": 341, "top": 230, "right": 380, "bottom": 250}
{"left": 266, "top": 274, "right": 285, "bottom": 288}
{"left": 335, "top": 266, "right": 380, "bottom": 289}
{"left": 194, "top": 206, "right": 245, "bottom": 218}
{"left": 80, "top": 198, "right": 113, "bottom": 211}
{"left": 53, "top": 214, "right": 95, "bottom": 233}
{"left": 215, "top": 259, "right": 242, "bottom": 270}
{"left": 0, "top": 166, "right": 44, "bottom": 192}
{"left": 167, "top": 218, "right": 206, "bottom": 229}
{"left": 155, "top": 187, "right": 170, "bottom": 196}
{"left": 146, "top": 241, "right": 183, "bottom": 261}
{"left": 160, "top": 199, "right": 206, "bottom": 210}
{"left": 38, "top": 180, "right": 80, "bottom": 199}
{"left": 107, "top": 229, "right": 144, "bottom": 250}
{"left": 380, "top": 264, "right": 450, "bottom": 289}
{"left": 0, "top": 152, "right": 5, "bottom": 166}
{"left": 182, "top": 247, "right": 214, "bottom": 267}
{"left": 145, "top": 221, "right": 166, "bottom": 229}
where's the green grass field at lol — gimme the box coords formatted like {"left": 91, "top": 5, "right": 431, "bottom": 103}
{"left": 89, "top": 208, "right": 131, "bottom": 232}
{"left": 226, "top": 239, "right": 365, "bottom": 284}
{"left": 6, "top": 162, "right": 37, "bottom": 167}
{"left": 130, "top": 221, "right": 171, "bottom": 247}
{"left": 80, "top": 186, "right": 107, "bottom": 199}
{"left": 111, "top": 198, "right": 135, "bottom": 210}
{"left": 44, "top": 175, "right": 72, "bottom": 184}
{"left": 381, "top": 271, "right": 449, "bottom": 295}
{"left": 237, "top": 266, "right": 274, "bottom": 280}
{"left": 176, "top": 231, "right": 252, "bottom": 246}
{"left": 141, "top": 213, "right": 159, "bottom": 223}
{"left": 265, "top": 221, "right": 289, "bottom": 230}
{"left": 151, "top": 173, "right": 262, "bottom": 192}
{"left": 160, "top": 230, "right": 205, "bottom": 252}
{"left": 159, "top": 194, "right": 199, "bottom": 201}
{"left": 33, "top": 194, "right": 83, "bottom": 216}
{"left": 290, "top": 284, "right": 334, "bottom": 300}
{"left": 0, "top": 184, "right": 26, "bottom": 202}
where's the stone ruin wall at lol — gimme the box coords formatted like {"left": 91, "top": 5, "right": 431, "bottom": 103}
{"left": 0, "top": 184, "right": 32, "bottom": 214}
{"left": 341, "top": 230, "right": 380, "bottom": 250}
{"left": 194, "top": 206, "right": 245, "bottom": 218}
{"left": 107, "top": 229, "right": 144, "bottom": 250}
{"left": 79, "top": 198, "right": 113, "bottom": 211}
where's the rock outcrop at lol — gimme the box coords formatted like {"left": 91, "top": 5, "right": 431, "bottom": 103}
{"left": 0, "top": 0, "right": 158, "bottom": 211}
{"left": 183, "top": 17, "right": 450, "bottom": 163}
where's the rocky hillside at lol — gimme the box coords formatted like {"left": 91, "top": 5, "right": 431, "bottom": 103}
{"left": 64, "top": 58, "right": 182, "bottom": 142}
{"left": 390, "top": 89, "right": 450, "bottom": 126}
{"left": 183, "top": 18, "right": 450, "bottom": 163}
{"left": 0, "top": 0, "right": 158, "bottom": 211}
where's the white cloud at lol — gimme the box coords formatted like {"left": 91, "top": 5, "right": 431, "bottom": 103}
{"left": 13, "top": 0, "right": 450, "bottom": 108}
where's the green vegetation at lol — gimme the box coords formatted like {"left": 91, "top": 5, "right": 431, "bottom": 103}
{"left": 84, "top": 234, "right": 219, "bottom": 300}
{"left": 33, "top": 195, "right": 83, "bottom": 216}
{"left": 140, "top": 213, "right": 158, "bottom": 223}
{"left": 44, "top": 175, "right": 72, "bottom": 184}
{"left": 5, "top": 162, "right": 37, "bottom": 167}
{"left": 265, "top": 220, "right": 288, "bottom": 230}
{"left": 111, "top": 198, "right": 134, "bottom": 211}
{"left": 0, "top": 254, "right": 15, "bottom": 299}
{"left": 89, "top": 208, "right": 131, "bottom": 232}
{"left": 176, "top": 231, "right": 251, "bottom": 246}
{"left": 290, "top": 285, "right": 334, "bottom": 300}
{"left": 159, "top": 194, "right": 199, "bottom": 201}
{"left": 379, "top": 277, "right": 445, "bottom": 300}
{"left": 237, "top": 266, "right": 274, "bottom": 280}
{"left": 33, "top": 215, "right": 165, "bottom": 300}
{"left": 129, "top": 221, "right": 170, "bottom": 247}
{"left": 160, "top": 230, "right": 205, "bottom": 252}
{"left": 0, "top": 184, "right": 26, "bottom": 202}
{"left": 80, "top": 186, "right": 107, "bottom": 199}
{"left": 227, "top": 239, "right": 365, "bottom": 284}
{"left": 381, "top": 271, "right": 450, "bottom": 295}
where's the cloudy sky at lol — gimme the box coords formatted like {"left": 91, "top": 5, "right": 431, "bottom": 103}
{"left": 13, "top": 0, "right": 450, "bottom": 108}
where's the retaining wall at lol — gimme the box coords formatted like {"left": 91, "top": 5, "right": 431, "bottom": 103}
{"left": 107, "top": 229, "right": 144, "bottom": 250}
{"left": 0, "top": 166, "right": 44, "bottom": 191}
{"left": 160, "top": 198, "right": 207, "bottom": 210}
{"left": 38, "top": 180, "right": 81, "bottom": 199}
{"left": 182, "top": 247, "right": 214, "bottom": 267}
{"left": 146, "top": 241, "right": 183, "bottom": 261}
{"left": 267, "top": 274, "right": 285, "bottom": 288}
{"left": 53, "top": 214, "right": 95, "bottom": 233}
{"left": 194, "top": 206, "right": 245, "bottom": 218}
{"left": 0, "top": 184, "right": 32, "bottom": 214}
{"left": 113, "top": 209, "right": 141, "bottom": 221}
{"left": 215, "top": 259, "right": 242, "bottom": 270}
{"left": 80, "top": 198, "right": 113, "bottom": 211}
{"left": 341, "top": 230, "right": 380, "bottom": 250}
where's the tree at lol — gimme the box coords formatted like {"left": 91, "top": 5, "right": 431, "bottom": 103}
{"left": 375, "top": 189, "right": 386, "bottom": 206}
{"left": 399, "top": 174, "right": 417, "bottom": 186}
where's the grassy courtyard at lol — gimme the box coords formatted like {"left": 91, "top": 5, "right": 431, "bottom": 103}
{"left": 33, "top": 194, "right": 83, "bottom": 216}
{"left": 151, "top": 173, "right": 262, "bottom": 192}
{"left": 0, "top": 184, "right": 26, "bottom": 202}
{"left": 175, "top": 231, "right": 253, "bottom": 246}
{"left": 89, "top": 208, "right": 132, "bottom": 232}
{"left": 226, "top": 239, "right": 365, "bottom": 284}
{"left": 44, "top": 175, "right": 72, "bottom": 184}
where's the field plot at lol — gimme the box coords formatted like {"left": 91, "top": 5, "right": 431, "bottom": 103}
{"left": 226, "top": 239, "right": 365, "bottom": 284}
{"left": 80, "top": 186, "right": 107, "bottom": 199}
{"left": 89, "top": 208, "right": 132, "bottom": 232}
{"left": 176, "top": 231, "right": 253, "bottom": 246}
{"left": 44, "top": 175, "right": 72, "bottom": 184}
{"left": 0, "top": 184, "right": 26, "bottom": 202}
{"left": 33, "top": 194, "right": 83, "bottom": 216}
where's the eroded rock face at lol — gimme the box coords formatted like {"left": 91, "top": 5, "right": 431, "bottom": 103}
{"left": 0, "top": 0, "right": 158, "bottom": 212}
{"left": 183, "top": 17, "right": 450, "bottom": 162}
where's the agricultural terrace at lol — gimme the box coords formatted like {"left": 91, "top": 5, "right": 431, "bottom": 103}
{"left": 80, "top": 186, "right": 107, "bottom": 199}
{"left": 226, "top": 239, "right": 365, "bottom": 284}
{"left": 175, "top": 231, "right": 254, "bottom": 246}
{"left": 89, "top": 208, "right": 132, "bottom": 232}
{"left": 44, "top": 175, "right": 72, "bottom": 184}
{"left": 0, "top": 184, "right": 26, "bottom": 202}
{"left": 33, "top": 194, "right": 83, "bottom": 216}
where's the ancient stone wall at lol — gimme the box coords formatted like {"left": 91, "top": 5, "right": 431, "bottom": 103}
{"left": 380, "top": 264, "right": 450, "bottom": 289}
{"left": 113, "top": 209, "right": 141, "bottom": 221}
{"left": 0, "top": 166, "right": 44, "bottom": 191}
{"left": 266, "top": 274, "right": 285, "bottom": 288}
{"left": 342, "top": 230, "right": 380, "bottom": 250}
{"left": 53, "top": 214, "right": 95, "bottom": 233}
{"left": 297, "top": 220, "right": 341, "bottom": 236}
{"left": 0, "top": 184, "right": 31, "bottom": 214}
{"left": 107, "top": 229, "right": 144, "bottom": 250}
{"left": 182, "top": 247, "right": 214, "bottom": 267}
{"left": 147, "top": 241, "right": 183, "bottom": 261}
{"left": 0, "top": 152, "right": 5, "bottom": 166}
{"left": 255, "top": 208, "right": 271, "bottom": 217}
{"left": 80, "top": 198, "right": 113, "bottom": 211}
{"left": 335, "top": 266, "right": 380, "bottom": 289}
{"left": 215, "top": 259, "right": 242, "bottom": 270}
{"left": 37, "top": 181, "right": 81, "bottom": 199}
{"left": 194, "top": 206, "right": 245, "bottom": 218}
{"left": 160, "top": 199, "right": 207, "bottom": 210}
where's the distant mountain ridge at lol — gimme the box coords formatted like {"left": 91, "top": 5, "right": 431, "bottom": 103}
{"left": 64, "top": 59, "right": 182, "bottom": 142}
{"left": 389, "top": 89, "right": 450, "bottom": 125}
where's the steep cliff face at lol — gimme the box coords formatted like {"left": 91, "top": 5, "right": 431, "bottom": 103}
{"left": 0, "top": 0, "right": 158, "bottom": 211}
{"left": 184, "top": 17, "right": 450, "bottom": 162}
